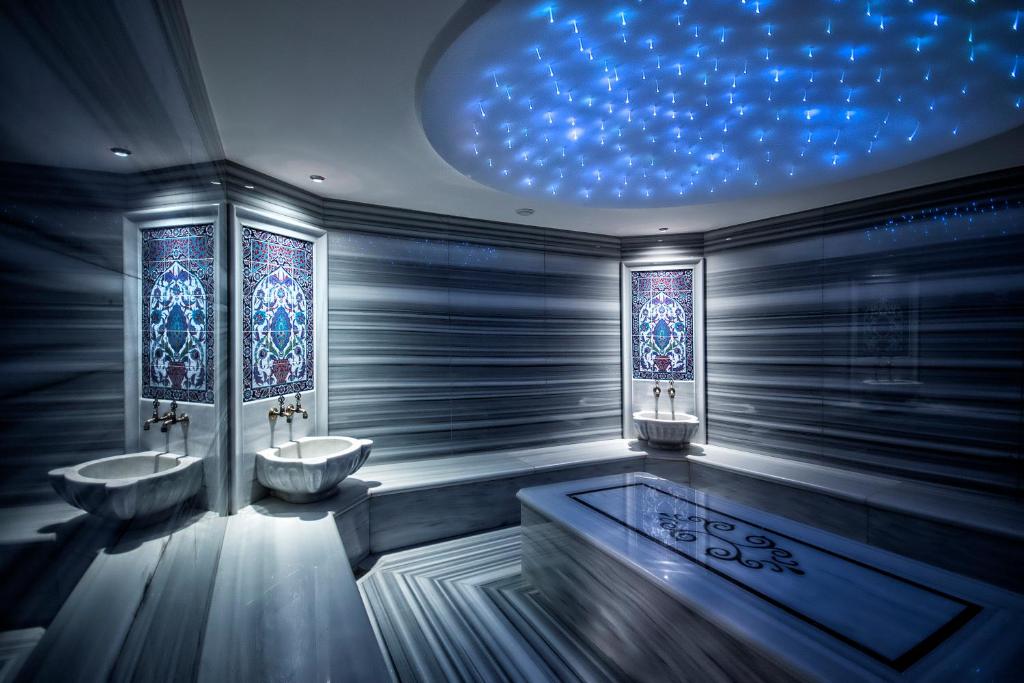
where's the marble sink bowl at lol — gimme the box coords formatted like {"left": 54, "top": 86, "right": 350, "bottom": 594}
{"left": 633, "top": 411, "right": 700, "bottom": 449}
{"left": 49, "top": 451, "right": 202, "bottom": 522}
{"left": 256, "top": 436, "right": 373, "bottom": 503}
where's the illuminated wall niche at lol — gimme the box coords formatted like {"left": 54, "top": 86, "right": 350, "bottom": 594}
{"left": 631, "top": 269, "right": 693, "bottom": 381}
{"left": 142, "top": 224, "right": 215, "bottom": 403}
{"left": 242, "top": 226, "right": 314, "bottom": 401}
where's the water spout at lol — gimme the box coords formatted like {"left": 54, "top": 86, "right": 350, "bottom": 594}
{"left": 668, "top": 380, "right": 676, "bottom": 420}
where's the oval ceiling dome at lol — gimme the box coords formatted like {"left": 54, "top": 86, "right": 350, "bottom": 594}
{"left": 421, "top": 0, "right": 1023, "bottom": 208}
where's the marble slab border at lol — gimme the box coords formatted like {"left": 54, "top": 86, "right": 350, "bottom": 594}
{"left": 568, "top": 481, "right": 980, "bottom": 672}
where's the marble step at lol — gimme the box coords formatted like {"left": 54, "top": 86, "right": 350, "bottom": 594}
{"left": 358, "top": 526, "right": 619, "bottom": 683}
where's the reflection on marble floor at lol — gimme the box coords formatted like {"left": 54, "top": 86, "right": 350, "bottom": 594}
{"left": 0, "top": 629, "right": 41, "bottom": 683}
{"left": 358, "top": 527, "right": 622, "bottom": 683}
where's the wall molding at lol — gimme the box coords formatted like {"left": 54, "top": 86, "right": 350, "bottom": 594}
{"left": 702, "top": 166, "right": 1024, "bottom": 252}
{"left": 2, "top": 160, "right": 1021, "bottom": 257}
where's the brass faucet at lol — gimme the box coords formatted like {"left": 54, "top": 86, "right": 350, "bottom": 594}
{"left": 269, "top": 395, "right": 288, "bottom": 422}
{"left": 143, "top": 399, "right": 162, "bottom": 431}
{"left": 288, "top": 392, "right": 309, "bottom": 424}
{"left": 158, "top": 400, "right": 189, "bottom": 433}
{"left": 268, "top": 393, "right": 309, "bottom": 424}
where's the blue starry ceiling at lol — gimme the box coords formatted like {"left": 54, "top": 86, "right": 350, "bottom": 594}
{"left": 421, "top": 1, "right": 1023, "bottom": 208}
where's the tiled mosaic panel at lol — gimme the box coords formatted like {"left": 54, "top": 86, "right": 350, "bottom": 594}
{"left": 142, "top": 224, "right": 214, "bottom": 404}
{"left": 242, "top": 226, "right": 314, "bottom": 401}
{"left": 631, "top": 269, "right": 694, "bottom": 381}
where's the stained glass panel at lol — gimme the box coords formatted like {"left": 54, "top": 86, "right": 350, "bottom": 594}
{"left": 141, "top": 224, "right": 215, "bottom": 403}
{"left": 242, "top": 226, "right": 314, "bottom": 401}
{"left": 631, "top": 269, "right": 693, "bottom": 381}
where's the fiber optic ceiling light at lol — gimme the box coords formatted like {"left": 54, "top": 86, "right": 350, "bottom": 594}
{"left": 421, "top": 1, "right": 1023, "bottom": 208}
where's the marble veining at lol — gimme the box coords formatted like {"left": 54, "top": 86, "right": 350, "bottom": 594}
{"left": 327, "top": 231, "right": 621, "bottom": 463}
{"left": 705, "top": 200, "right": 1024, "bottom": 492}
{"left": 359, "top": 526, "right": 621, "bottom": 682}
{"left": 567, "top": 480, "right": 973, "bottom": 668}
{"left": 519, "top": 472, "right": 1024, "bottom": 681}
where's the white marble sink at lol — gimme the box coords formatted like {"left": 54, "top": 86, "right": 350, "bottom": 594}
{"left": 49, "top": 451, "right": 202, "bottom": 522}
{"left": 633, "top": 411, "right": 700, "bottom": 448}
{"left": 256, "top": 436, "right": 372, "bottom": 503}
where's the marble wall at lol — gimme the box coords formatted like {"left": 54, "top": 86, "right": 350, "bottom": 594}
{"left": 705, "top": 198, "right": 1024, "bottom": 493}
{"left": 0, "top": 196, "right": 126, "bottom": 505}
{"left": 327, "top": 230, "right": 622, "bottom": 463}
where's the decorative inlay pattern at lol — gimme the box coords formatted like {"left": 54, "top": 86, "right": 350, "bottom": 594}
{"left": 631, "top": 269, "right": 693, "bottom": 380}
{"left": 568, "top": 480, "right": 982, "bottom": 671}
{"left": 242, "top": 226, "right": 314, "bottom": 401}
{"left": 141, "top": 225, "right": 214, "bottom": 403}
{"left": 657, "top": 511, "right": 804, "bottom": 575}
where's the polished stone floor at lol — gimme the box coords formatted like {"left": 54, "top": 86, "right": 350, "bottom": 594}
{"left": 358, "top": 527, "right": 621, "bottom": 683}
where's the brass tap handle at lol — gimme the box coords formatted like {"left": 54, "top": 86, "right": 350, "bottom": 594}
{"left": 143, "top": 399, "right": 161, "bottom": 430}
{"left": 653, "top": 385, "right": 661, "bottom": 398}
{"left": 269, "top": 395, "right": 286, "bottom": 421}
{"left": 294, "top": 392, "right": 302, "bottom": 408}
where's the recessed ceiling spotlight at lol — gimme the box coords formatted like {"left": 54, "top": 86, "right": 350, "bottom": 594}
{"left": 210, "top": 180, "right": 222, "bottom": 185}
{"left": 657, "top": 227, "right": 669, "bottom": 232}
{"left": 244, "top": 184, "right": 255, "bottom": 190}
{"left": 110, "top": 147, "right": 131, "bottom": 157}
{"left": 310, "top": 174, "right": 325, "bottom": 183}
{"left": 516, "top": 207, "right": 535, "bottom": 215}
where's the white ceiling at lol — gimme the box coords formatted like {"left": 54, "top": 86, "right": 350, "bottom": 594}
{"left": 181, "top": 0, "right": 1024, "bottom": 236}
{"left": 3, "top": 0, "right": 1018, "bottom": 237}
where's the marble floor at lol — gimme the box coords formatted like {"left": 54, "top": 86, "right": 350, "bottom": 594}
{"left": 358, "top": 527, "right": 623, "bottom": 683}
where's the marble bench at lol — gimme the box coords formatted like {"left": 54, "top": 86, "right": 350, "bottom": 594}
{"left": 354, "top": 439, "right": 645, "bottom": 555}
{"left": 519, "top": 472, "right": 1024, "bottom": 682}
{"left": 677, "top": 444, "right": 1024, "bottom": 592}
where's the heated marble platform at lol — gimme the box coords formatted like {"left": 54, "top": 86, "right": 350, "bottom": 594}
{"left": 519, "top": 472, "right": 1024, "bottom": 682}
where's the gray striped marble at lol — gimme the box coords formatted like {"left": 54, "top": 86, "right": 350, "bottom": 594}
{"left": 327, "top": 231, "right": 622, "bottom": 463}
{"left": 0, "top": 199, "right": 126, "bottom": 505}
{"left": 705, "top": 201, "right": 1024, "bottom": 493}
{"left": 358, "top": 526, "right": 619, "bottom": 683}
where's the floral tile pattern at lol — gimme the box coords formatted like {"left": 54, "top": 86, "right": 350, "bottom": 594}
{"left": 242, "top": 226, "right": 314, "bottom": 401}
{"left": 631, "top": 269, "right": 693, "bottom": 381}
{"left": 142, "top": 225, "right": 215, "bottom": 403}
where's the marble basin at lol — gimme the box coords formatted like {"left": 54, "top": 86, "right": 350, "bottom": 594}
{"left": 633, "top": 411, "right": 699, "bottom": 448}
{"left": 256, "top": 436, "right": 372, "bottom": 503}
{"left": 49, "top": 451, "right": 202, "bottom": 522}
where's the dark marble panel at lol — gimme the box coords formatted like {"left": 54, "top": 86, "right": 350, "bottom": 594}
{"left": 867, "top": 507, "right": 1024, "bottom": 594}
{"left": 369, "top": 459, "right": 642, "bottom": 553}
{"left": 706, "top": 200, "right": 1024, "bottom": 493}
{"left": 327, "top": 229, "right": 622, "bottom": 464}
{"left": 0, "top": 202, "right": 125, "bottom": 504}
{"left": 688, "top": 463, "right": 869, "bottom": 542}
